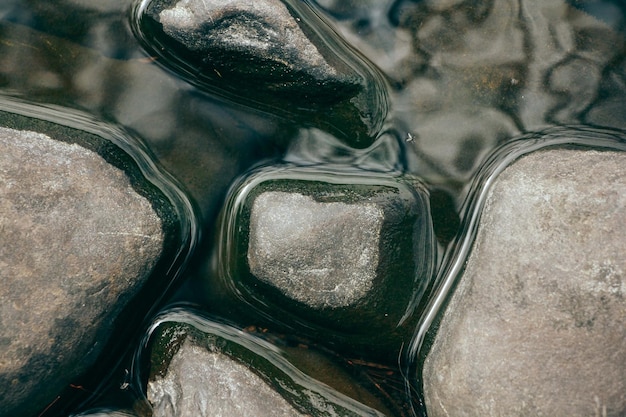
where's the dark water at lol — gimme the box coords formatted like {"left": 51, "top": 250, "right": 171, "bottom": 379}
{"left": 0, "top": 0, "right": 625, "bottom": 416}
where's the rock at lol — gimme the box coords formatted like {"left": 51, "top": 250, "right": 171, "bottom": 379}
{"left": 422, "top": 147, "right": 626, "bottom": 416}
{"left": 144, "top": 311, "right": 387, "bottom": 416}
{"left": 248, "top": 191, "right": 384, "bottom": 309}
{"left": 213, "top": 165, "right": 435, "bottom": 356}
{"left": 0, "top": 19, "right": 287, "bottom": 223}
{"left": 72, "top": 411, "right": 138, "bottom": 417}
{"left": 137, "top": 0, "right": 388, "bottom": 147}
{"left": 155, "top": 0, "right": 347, "bottom": 87}
{"left": 150, "top": 339, "right": 308, "bottom": 417}
{"left": 0, "top": 119, "right": 180, "bottom": 416}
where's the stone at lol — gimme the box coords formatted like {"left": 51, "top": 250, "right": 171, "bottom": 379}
{"left": 73, "top": 411, "right": 138, "bottom": 417}
{"left": 422, "top": 148, "right": 626, "bottom": 417}
{"left": 214, "top": 166, "right": 435, "bottom": 355}
{"left": 141, "top": 0, "right": 354, "bottom": 93}
{"left": 248, "top": 191, "right": 384, "bottom": 309}
{"left": 145, "top": 313, "right": 388, "bottom": 416}
{"left": 137, "top": 0, "right": 388, "bottom": 147}
{"left": 150, "top": 338, "right": 306, "bottom": 417}
{"left": 0, "top": 123, "right": 172, "bottom": 416}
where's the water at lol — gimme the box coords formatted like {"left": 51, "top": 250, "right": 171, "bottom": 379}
{"left": 0, "top": 0, "right": 625, "bottom": 416}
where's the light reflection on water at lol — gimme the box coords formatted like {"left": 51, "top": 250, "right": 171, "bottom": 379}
{"left": 0, "top": 0, "right": 625, "bottom": 416}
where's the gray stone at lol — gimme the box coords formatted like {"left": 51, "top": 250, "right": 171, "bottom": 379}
{"left": 140, "top": 0, "right": 388, "bottom": 147}
{"left": 149, "top": 339, "right": 306, "bottom": 417}
{"left": 0, "top": 126, "right": 165, "bottom": 416}
{"left": 243, "top": 178, "right": 433, "bottom": 315}
{"left": 216, "top": 169, "right": 435, "bottom": 355}
{"left": 146, "top": 315, "right": 387, "bottom": 417}
{"left": 143, "top": 0, "right": 360, "bottom": 101}
{"left": 422, "top": 148, "right": 626, "bottom": 417}
{"left": 248, "top": 191, "right": 384, "bottom": 309}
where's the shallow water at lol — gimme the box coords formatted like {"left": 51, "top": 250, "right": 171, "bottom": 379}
{"left": 0, "top": 0, "right": 625, "bottom": 416}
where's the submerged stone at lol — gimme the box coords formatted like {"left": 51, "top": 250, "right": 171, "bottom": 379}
{"left": 0, "top": 112, "right": 188, "bottom": 416}
{"left": 144, "top": 311, "right": 388, "bottom": 416}
{"left": 214, "top": 165, "right": 435, "bottom": 355}
{"left": 136, "top": 0, "right": 388, "bottom": 147}
{"left": 422, "top": 146, "right": 626, "bottom": 416}
{"left": 73, "top": 411, "right": 139, "bottom": 417}
{"left": 248, "top": 191, "right": 384, "bottom": 309}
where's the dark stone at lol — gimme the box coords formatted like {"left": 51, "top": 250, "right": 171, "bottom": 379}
{"left": 143, "top": 310, "right": 390, "bottom": 416}
{"left": 0, "top": 112, "right": 190, "bottom": 417}
{"left": 73, "top": 411, "right": 138, "bottom": 417}
{"left": 213, "top": 165, "right": 435, "bottom": 357}
{"left": 422, "top": 147, "right": 626, "bottom": 416}
{"left": 137, "top": 0, "right": 389, "bottom": 147}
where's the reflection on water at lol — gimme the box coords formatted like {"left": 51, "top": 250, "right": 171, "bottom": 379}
{"left": 0, "top": 0, "right": 624, "bottom": 416}
{"left": 316, "top": 0, "right": 626, "bottom": 186}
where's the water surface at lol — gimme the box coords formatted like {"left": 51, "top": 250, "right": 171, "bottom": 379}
{"left": 0, "top": 0, "right": 625, "bottom": 416}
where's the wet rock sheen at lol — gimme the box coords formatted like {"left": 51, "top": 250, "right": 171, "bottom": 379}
{"left": 143, "top": 0, "right": 358, "bottom": 97}
{"left": 146, "top": 314, "right": 387, "bottom": 417}
{"left": 139, "top": 0, "right": 388, "bottom": 147}
{"left": 0, "top": 126, "right": 165, "bottom": 416}
{"left": 216, "top": 167, "right": 435, "bottom": 356}
{"left": 423, "top": 148, "right": 626, "bottom": 417}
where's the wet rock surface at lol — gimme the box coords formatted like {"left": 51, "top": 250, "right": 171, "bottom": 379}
{"left": 149, "top": 0, "right": 354, "bottom": 90}
{"left": 145, "top": 312, "right": 388, "bottom": 417}
{"left": 138, "top": 0, "right": 388, "bottom": 147}
{"left": 248, "top": 191, "right": 385, "bottom": 309}
{"left": 149, "top": 338, "right": 307, "bottom": 417}
{"left": 0, "top": 1, "right": 625, "bottom": 416}
{"left": 0, "top": 125, "right": 165, "bottom": 416}
{"left": 422, "top": 148, "right": 626, "bottom": 417}
{"left": 215, "top": 167, "right": 435, "bottom": 355}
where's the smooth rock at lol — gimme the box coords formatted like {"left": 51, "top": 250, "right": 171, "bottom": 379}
{"left": 248, "top": 191, "right": 384, "bottom": 309}
{"left": 215, "top": 166, "right": 435, "bottom": 355}
{"left": 150, "top": 339, "right": 307, "bottom": 417}
{"left": 422, "top": 148, "right": 626, "bottom": 416}
{"left": 142, "top": 0, "right": 357, "bottom": 97}
{"left": 145, "top": 312, "right": 387, "bottom": 417}
{"left": 138, "top": 0, "right": 388, "bottom": 147}
{"left": 72, "top": 411, "right": 138, "bottom": 417}
{"left": 0, "top": 125, "right": 165, "bottom": 416}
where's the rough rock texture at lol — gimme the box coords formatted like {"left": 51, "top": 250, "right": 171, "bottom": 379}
{"left": 0, "top": 126, "right": 164, "bottom": 416}
{"left": 149, "top": 339, "right": 307, "bottom": 417}
{"left": 143, "top": 0, "right": 360, "bottom": 101}
{"left": 243, "top": 179, "right": 432, "bottom": 315}
{"left": 422, "top": 148, "right": 626, "bottom": 417}
{"left": 216, "top": 171, "right": 434, "bottom": 356}
{"left": 248, "top": 191, "right": 384, "bottom": 308}
{"left": 146, "top": 317, "right": 386, "bottom": 417}
{"left": 140, "top": 0, "right": 388, "bottom": 147}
